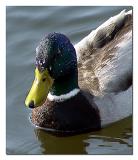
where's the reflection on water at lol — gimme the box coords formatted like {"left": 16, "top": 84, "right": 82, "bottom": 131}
{"left": 6, "top": 6, "right": 132, "bottom": 154}
{"left": 85, "top": 117, "right": 132, "bottom": 154}
{"left": 34, "top": 116, "right": 132, "bottom": 154}
{"left": 35, "top": 129, "right": 87, "bottom": 154}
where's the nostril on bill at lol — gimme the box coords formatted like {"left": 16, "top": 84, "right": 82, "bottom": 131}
{"left": 29, "top": 100, "right": 35, "bottom": 108}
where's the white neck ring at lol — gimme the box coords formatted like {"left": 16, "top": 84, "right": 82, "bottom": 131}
{"left": 47, "top": 88, "right": 80, "bottom": 102}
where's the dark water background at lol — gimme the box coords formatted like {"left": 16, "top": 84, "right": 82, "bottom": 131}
{"left": 6, "top": 6, "right": 132, "bottom": 155}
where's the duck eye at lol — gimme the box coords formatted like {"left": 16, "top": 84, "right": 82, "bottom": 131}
{"left": 42, "top": 78, "right": 46, "bottom": 82}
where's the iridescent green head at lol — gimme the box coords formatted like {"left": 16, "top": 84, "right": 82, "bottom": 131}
{"left": 25, "top": 33, "right": 79, "bottom": 108}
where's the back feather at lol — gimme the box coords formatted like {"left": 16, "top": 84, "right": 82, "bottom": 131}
{"left": 75, "top": 10, "right": 132, "bottom": 96}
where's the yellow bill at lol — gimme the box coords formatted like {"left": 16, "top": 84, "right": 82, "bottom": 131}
{"left": 25, "top": 68, "right": 54, "bottom": 108}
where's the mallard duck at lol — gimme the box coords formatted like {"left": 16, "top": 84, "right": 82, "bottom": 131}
{"left": 25, "top": 10, "right": 132, "bottom": 135}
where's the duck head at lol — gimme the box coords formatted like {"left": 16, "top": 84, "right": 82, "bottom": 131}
{"left": 25, "top": 33, "right": 79, "bottom": 108}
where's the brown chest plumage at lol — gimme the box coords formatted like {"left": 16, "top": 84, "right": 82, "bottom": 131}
{"left": 31, "top": 92, "right": 101, "bottom": 135}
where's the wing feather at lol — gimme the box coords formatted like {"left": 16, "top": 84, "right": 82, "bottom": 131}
{"left": 75, "top": 10, "right": 132, "bottom": 96}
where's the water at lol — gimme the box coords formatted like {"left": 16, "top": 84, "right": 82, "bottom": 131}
{"left": 6, "top": 6, "right": 132, "bottom": 155}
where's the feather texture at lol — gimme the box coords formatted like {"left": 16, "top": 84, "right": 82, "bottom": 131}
{"left": 75, "top": 10, "right": 132, "bottom": 96}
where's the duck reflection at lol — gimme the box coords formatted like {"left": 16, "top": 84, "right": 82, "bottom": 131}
{"left": 34, "top": 128, "right": 90, "bottom": 154}
{"left": 34, "top": 116, "right": 132, "bottom": 154}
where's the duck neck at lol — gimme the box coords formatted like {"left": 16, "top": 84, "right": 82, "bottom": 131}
{"left": 48, "top": 71, "right": 80, "bottom": 100}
